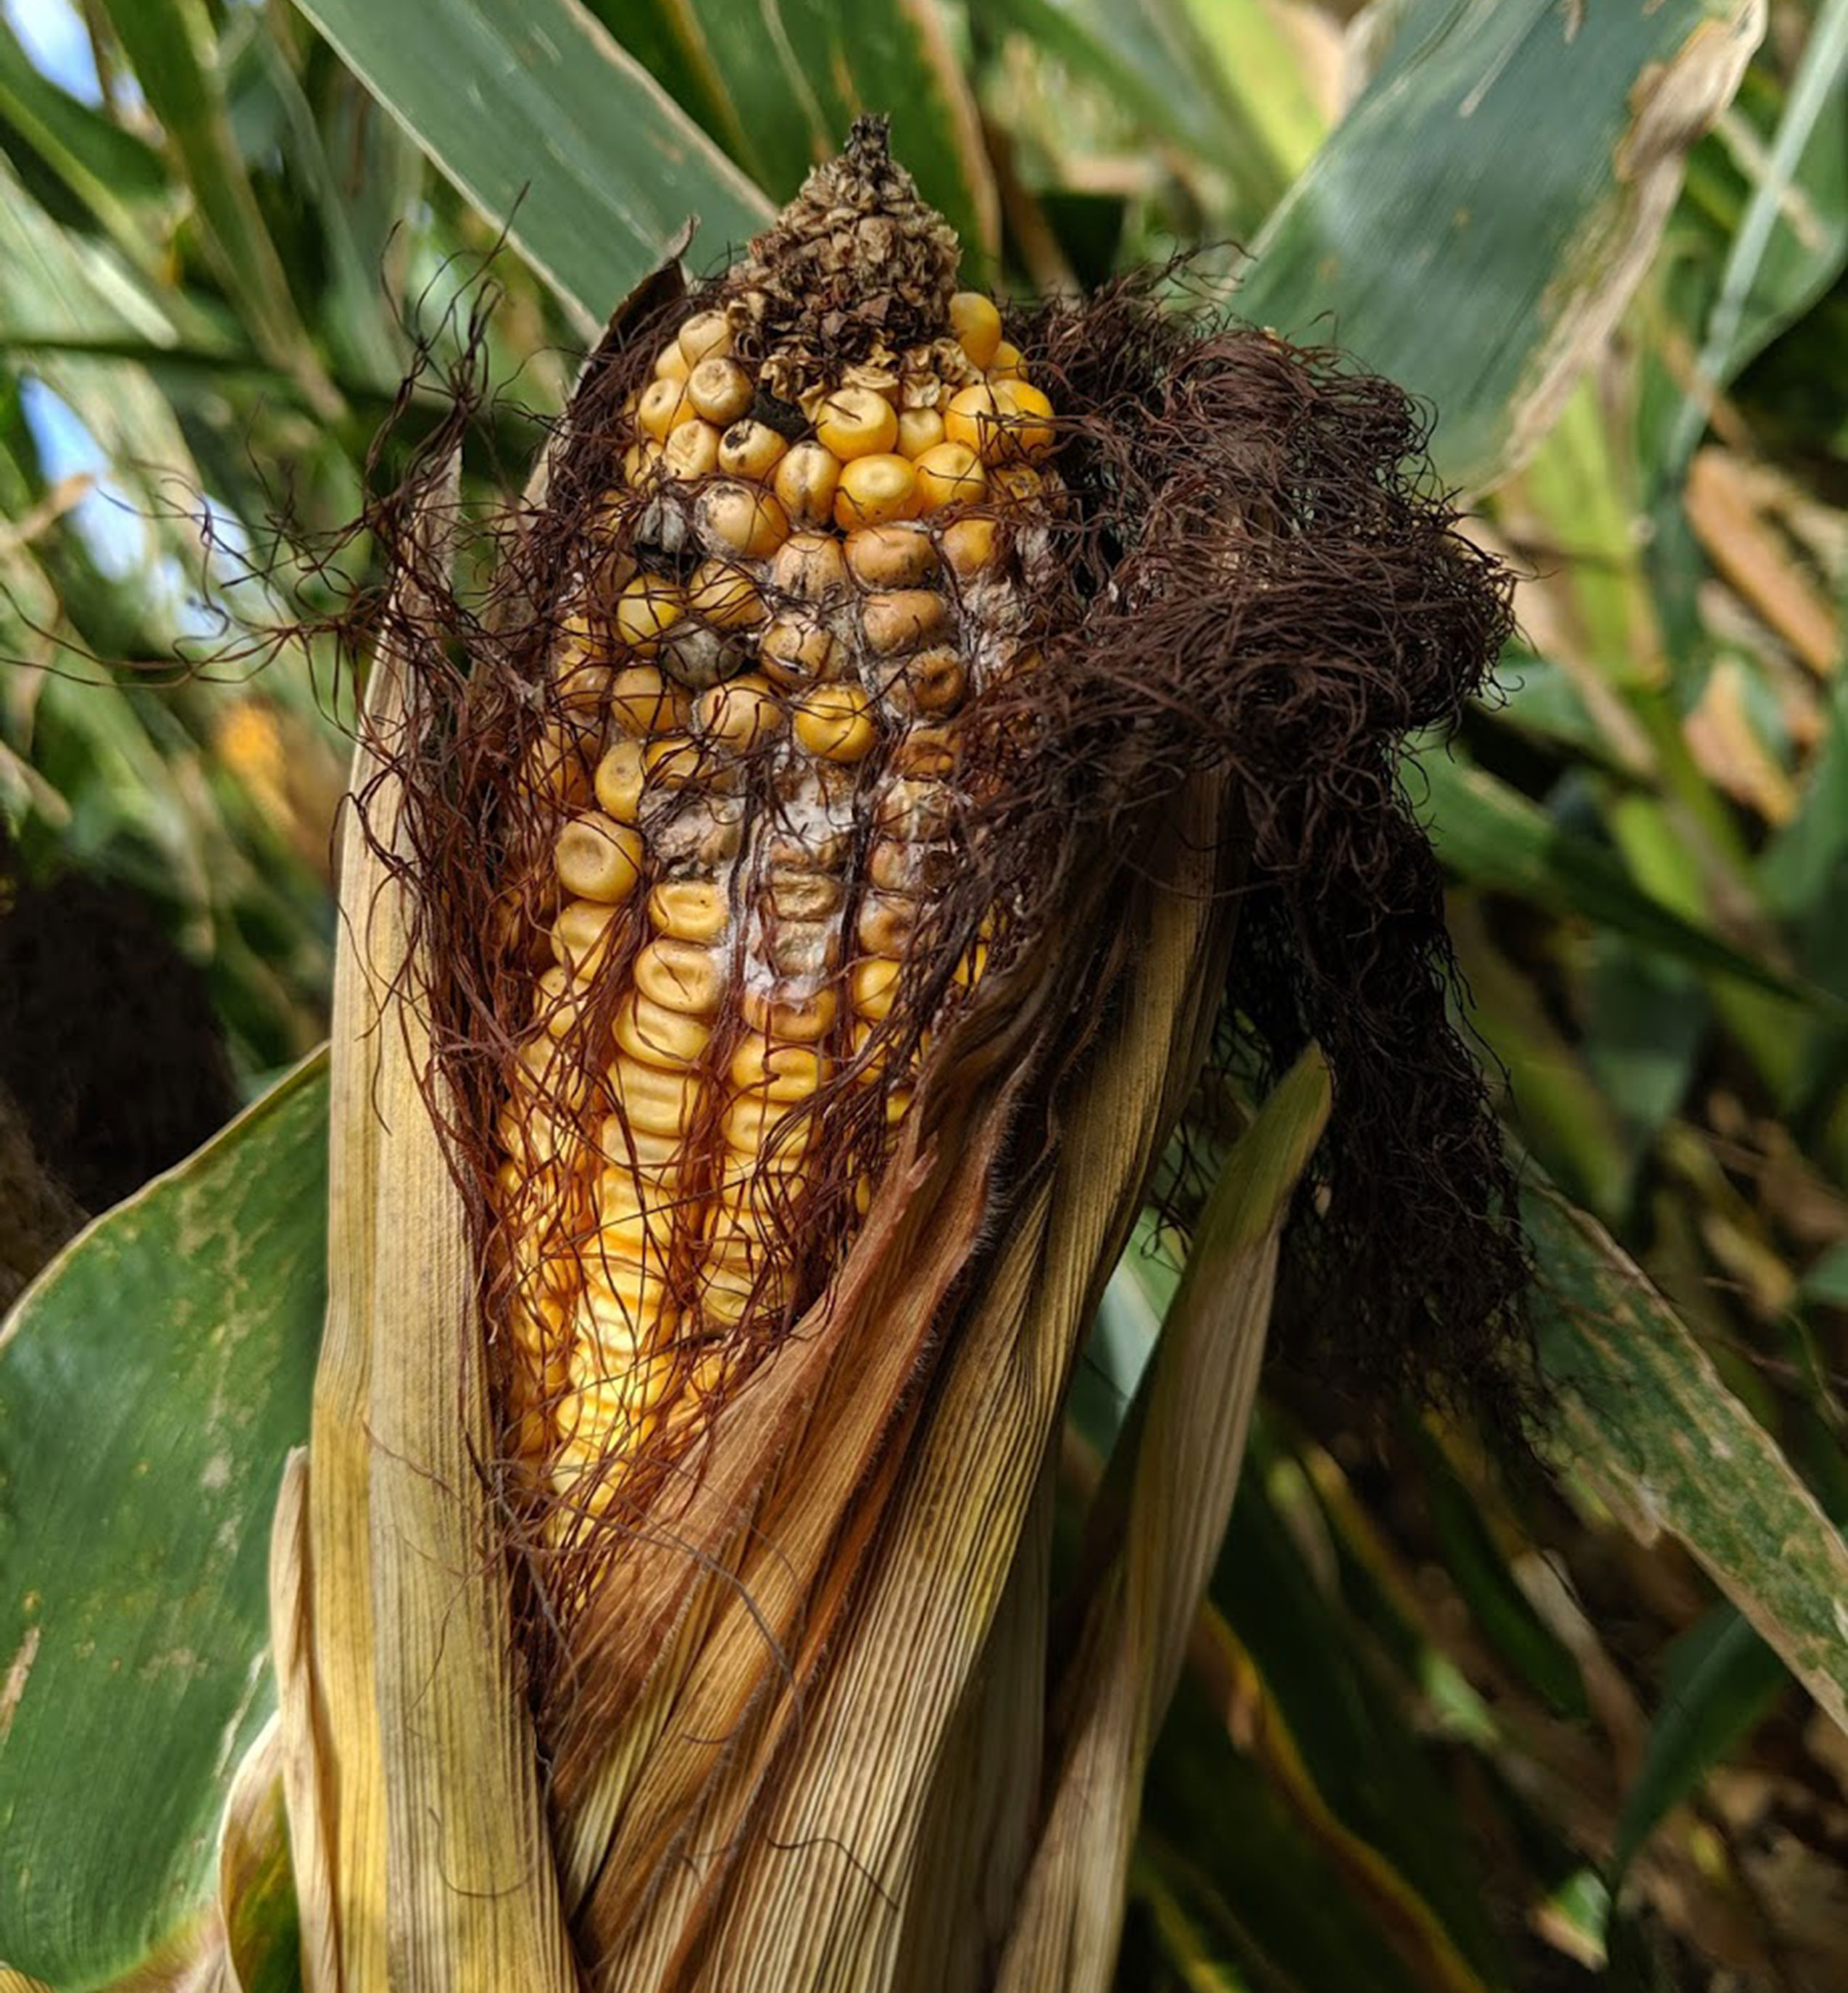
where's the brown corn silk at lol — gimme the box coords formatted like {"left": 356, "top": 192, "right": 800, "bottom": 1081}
{"left": 344, "top": 117, "right": 1520, "bottom": 1980}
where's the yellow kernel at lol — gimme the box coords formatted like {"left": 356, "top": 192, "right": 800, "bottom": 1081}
{"left": 844, "top": 523, "right": 938, "bottom": 588}
{"left": 695, "top": 480, "right": 789, "bottom": 559}
{"left": 912, "top": 441, "right": 986, "bottom": 513}
{"left": 556, "top": 812, "right": 644, "bottom": 903}
{"left": 852, "top": 956, "right": 902, "bottom": 1022}
{"left": 773, "top": 442, "right": 842, "bottom": 528}
{"left": 622, "top": 438, "right": 664, "bottom": 486}
{"left": 552, "top": 897, "right": 620, "bottom": 978}
{"left": 717, "top": 419, "right": 788, "bottom": 482}
{"left": 943, "top": 384, "right": 1002, "bottom": 459}
{"left": 835, "top": 454, "right": 918, "bottom": 530}
{"left": 739, "top": 985, "right": 838, "bottom": 1040}
{"left": 634, "top": 936, "right": 725, "bottom": 1016}
{"left": 896, "top": 407, "right": 946, "bottom": 459}
{"left": 861, "top": 589, "right": 947, "bottom": 655}
{"left": 794, "top": 683, "right": 879, "bottom": 762}
{"left": 950, "top": 291, "right": 1003, "bottom": 367}
{"left": 677, "top": 309, "right": 733, "bottom": 368}
{"left": 888, "top": 645, "right": 967, "bottom": 715}
{"left": 663, "top": 418, "right": 721, "bottom": 480}
{"left": 697, "top": 673, "right": 784, "bottom": 751}
{"left": 993, "top": 380, "right": 1055, "bottom": 459}
{"left": 681, "top": 559, "right": 763, "bottom": 632}
{"left": 533, "top": 965, "right": 580, "bottom": 1041}
{"left": 614, "top": 991, "right": 710, "bottom": 1067}
{"left": 686, "top": 355, "right": 754, "bottom": 427}
{"left": 759, "top": 615, "right": 843, "bottom": 688}
{"left": 728, "top": 1033, "right": 828, "bottom": 1102}
{"left": 609, "top": 1054, "right": 702, "bottom": 1138}
{"left": 987, "top": 341, "right": 1027, "bottom": 380}
{"left": 609, "top": 663, "right": 689, "bottom": 735}
{"left": 638, "top": 378, "right": 688, "bottom": 441}
{"left": 722, "top": 1094, "right": 817, "bottom": 1156}
{"left": 649, "top": 879, "right": 730, "bottom": 941}
{"left": 612, "top": 576, "right": 683, "bottom": 657}
{"left": 938, "top": 516, "right": 997, "bottom": 580}
{"left": 815, "top": 385, "right": 899, "bottom": 460}
{"left": 653, "top": 341, "right": 691, "bottom": 383}
{"left": 642, "top": 734, "right": 707, "bottom": 789}
{"left": 594, "top": 738, "right": 646, "bottom": 822}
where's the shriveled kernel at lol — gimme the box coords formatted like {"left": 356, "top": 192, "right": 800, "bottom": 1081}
{"left": 663, "top": 418, "right": 722, "bottom": 480}
{"left": 729, "top": 1033, "right": 829, "bottom": 1103}
{"left": 988, "top": 340, "right": 1027, "bottom": 380}
{"left": 594, "top": 740, "right": 646, "bottom": 823}
{"left": 765, "top": 870, "right": 844, "bottom": 920}
{"left": 609, "top": 1054, "right": 702, "bottom": 1138}
{"left": 614, "top": 990, "right": 711, "bottom": 1067}
{"left": 896, "top": 407, "right": 945, "bottom": 459}
{"left": 836, "top": 454, "right": 918, "bottom": 530}
{"left": 649, "top": 878, "right": 729, "bottom": 941}
{"left": 870, "top": 835, "right": 955, "bottom": 893}
{"left": 552, "top": 897, "right": 620, "bottom": 978}
{"left": 556, "top": 812, "right": 644, "bottom": 902}
{"left": 991, "top": 463, "right": 1044, "bottom": 504}
{"left": 773, "top": 442, "right": 842, "bottom": 528}
{"left": 938, "top": 516, "right": 997, "bottom": 580}
{"left": 888, "top": 645, "right": 967, "bottom": 715}
{"left": 857, "top": 891, "right": 917, "bottom": 954}
{"left": 613, "top": 576, "right": 683, "bottom": 657}
{"left": 862, "top": 589, "right": 947, "bottom": 655}
{"left": 695, "top": 480, "right": 790, "bottom": 559}
{"left": 815, "top": 385, "right": 899, "bottom": 460}
{"left": 638, "top": 378, "right": 689, "bottom": 441}
{"left": 794, "top": 683, "right": 879, "bottom": 762}
{"left": 717, "top": 419, "right": 788, "bottom": 482}
{"left": 852, "top": 956, "right": 902, "bottom": 1022}
{"left": 943, "top": 384, "right": 1003, "bottom": 459}
{"left": 878, "top": 775, "right": 957, "bottom": 839}
{"left": 891, "top": 723, "right": 960, "bottom": 777}
{"left": 686, "top": 559, "right": 766, "bottom": 630}
{"left": 844, "top": 523, "right": 938, "bottom": 588}
{"left": 992, "top": 380, "right": 1055, "bottom": 459}
{"left": 686, "top": 356, "right": 754, "bottom": 427}
{"left": 740, "top": 984, "right": 838, "bottom": 1040}
{"left": 634, "top": 936, "right": 725, "bottom": 1016}
{"left": 697, "top": 673, "right": 784, "bottom": 751}
{"left": 677, "top": 309, "right": 733, "bottom": 368}
{"left": 913, "top": 441, "right": 986, "bottom": 513}
{"left": 770, "top": 533, "right": 849, "bottom": 599}
{"left": 759, "top": 615, "right": 843, "bottom": 688}
{"left": 950, "top": 291, "right": 1003, "bottom": 367}
{"left": 642, "top": 734, "right": 707, "bottom": 789}
{"left": 609, "top": 664, "right": 689, "bottom": 735}
{"left": 653, "top": 341, "right": 691, "bottom": 383}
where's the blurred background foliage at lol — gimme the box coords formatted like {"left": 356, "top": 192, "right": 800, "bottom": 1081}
{"left": 1, "top": 0, "right": 1847, "bottom": 1986}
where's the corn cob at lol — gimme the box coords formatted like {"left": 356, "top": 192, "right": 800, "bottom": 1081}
{"left": 492, "top": 121, "right": 1057, "bottom": 1521}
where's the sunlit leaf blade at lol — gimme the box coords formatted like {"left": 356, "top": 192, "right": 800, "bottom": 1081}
{"left": 1239, "top": 0, "right": 1765, "bottom": 489}
{"left": 0, "top": 1054, "right": 326, "bottom": 1983}
{"left": 288, "top": 0, "right": 773, "bottom": 330}
{"left": 600, "top": 0, "right": 998, "bottom": 270}
{"left": 1529, "top": 1183, "right": 1848, "bottom": 1737}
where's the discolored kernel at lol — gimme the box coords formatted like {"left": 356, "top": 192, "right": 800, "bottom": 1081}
{"left": 686, "top": 356, "right": 754, "bottom": 427}
{"left": 861, "top": 589, "right": 948, "bottom": 656}
{"left": 695, "top": 480, "right": 790, "bottom": 560}
{"left": 697, "top": 673, "right": 784, "bottom": 752}
{"left": 844, "top": 523, "right": 938, "bottom": 588}
{"left": 759, "top": 615, "right": 844, "bottom": 688}
{"left": 770, "top": 533, "right": 849, "bottom": 600}
{"left": 663, "top": 418, "right": 722, "bottom": 480}
{"left": 773, "top": 443, "right": 842, "bottom": 529}
{"left": 717, "top": 419, "right": 789, "bottom": 483}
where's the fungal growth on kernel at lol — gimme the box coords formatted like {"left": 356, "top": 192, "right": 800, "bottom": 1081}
{"left": 493, "top": 120, "right": 1063, "bottom": 1530}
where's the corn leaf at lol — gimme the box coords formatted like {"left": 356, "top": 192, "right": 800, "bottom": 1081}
{"left": 288, "top": 0, "right": 773, "bottom": 333}
{"left": 1530, "top": 1182, "right": 1848, "bottom": 1734}
{"left": 588, "top": 0, "right": 999, "bottom": 274}
{"left": 1239, "top": 0, "right": 1765, "bottom": 491}
{"left": 0, "top": 1054, "right": 325, "bottom": 1984}
{"left": 996, "top": 1047, "right": 1332, "bottom": 1993}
